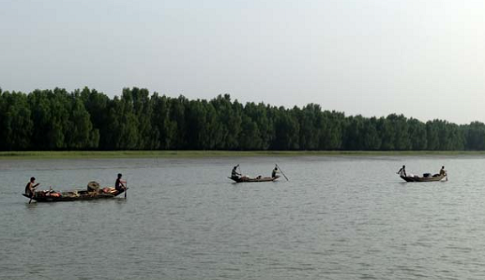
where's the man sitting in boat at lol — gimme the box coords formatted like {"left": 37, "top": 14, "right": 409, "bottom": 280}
{"left": 115, "top": 173, "right": 126, "bottom": 193}
{"left": 272, "top": 166, "right": 279, "bottom": 178}
{"left": 440, "top": 166, "right": 446, "bottom": 176}
{"left": 24, "top": 177, "right": 40, "bottom": 198}
{"left": 397, "top": 165, "right": 406, "bottom": 177}
{"left": 231, "top": 165, "right": 241, "bottom": 179}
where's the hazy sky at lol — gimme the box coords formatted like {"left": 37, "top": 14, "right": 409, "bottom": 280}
{"left": 1, "top": 0, "right": 484, "bottom": 124}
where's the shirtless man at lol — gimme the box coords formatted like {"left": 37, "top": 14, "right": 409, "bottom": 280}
{"left": 439, "top": 166, "right": 446, "bottom": 176}
{"left": 115, "top": 173, "right": 127, "bottom": 193}
{"left": 397, "top": 165, "right": 407, "bottom": 177}
{"left": 25, "top": 177, "right": 40, "bottom": 198}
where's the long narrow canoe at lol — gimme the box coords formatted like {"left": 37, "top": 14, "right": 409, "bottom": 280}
{"left": 229, "top": 175, "right": 280, "bottom": 183}
{"left": 23, "top": 187, "right": 125, "bottom": 202}
{"left": 400, "top": 173, "right": 447, "bottom": 182}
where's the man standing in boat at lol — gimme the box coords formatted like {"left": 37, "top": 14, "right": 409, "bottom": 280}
{"left": 397, "top": 165, "right": 406, "bottom": 177}
{"left": 25, "top": 177, "right": 40, "bottom": 198}
{"left": 115, "top": 173, "right": 127, "bottom": 193}
{"left": 272, "top": 165, "right": 279, "bottom": 178}
{"left": 231, "top": 165, "right": 241, "bottom": 179}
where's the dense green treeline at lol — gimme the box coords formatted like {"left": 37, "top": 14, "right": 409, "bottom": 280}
{"left": 0, "top": 87, "right": 484, "bottom": 151}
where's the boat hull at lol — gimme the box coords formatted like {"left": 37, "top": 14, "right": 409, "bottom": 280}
{"left": 400, "top": 174, "right": 446, "bottom": 182}
{"left": 23, "top": 189, "right": 125, "bottom": 202}
{"left": 229, "top": 175, "right": 280, "bottom": 183}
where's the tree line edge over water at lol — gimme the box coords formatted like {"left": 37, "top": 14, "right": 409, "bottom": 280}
{"left": 0, "top": 87, "right": 484, "bottom": 151}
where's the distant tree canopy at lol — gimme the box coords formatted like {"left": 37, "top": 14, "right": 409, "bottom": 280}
{"left": 0, "top": 87, "right": 483, "bottom": 151}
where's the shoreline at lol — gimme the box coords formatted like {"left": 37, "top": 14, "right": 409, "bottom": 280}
{"left": 1, "top": 150, "right": 485, "bottom": 159}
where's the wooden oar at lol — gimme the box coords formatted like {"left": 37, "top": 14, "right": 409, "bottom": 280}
{"left": 276, "top": 164, "right": 289, "bottom": 181}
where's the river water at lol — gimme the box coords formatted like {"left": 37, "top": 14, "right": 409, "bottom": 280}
{"left": 1, "top": 155, "right": 485, "bottom": 279}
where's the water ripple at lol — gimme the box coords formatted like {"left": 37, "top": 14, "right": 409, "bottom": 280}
{"left": 1, "top": 156, "right": 485, "bottom": 279}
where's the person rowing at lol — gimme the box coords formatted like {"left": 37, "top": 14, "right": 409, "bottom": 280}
{"left": 115, "top": 173, "right": 127, "bottom": 193}
{"left": 25, "top": 177, "right": 40, "bottom": 198}
{"left": 231, "top": 165, "right": 241, "bottom": 179}
{"left": 397, "top": 165, "right": 407, "bottom": 177}
{"left": 439, "top": 166, "right": 447, "bottom": 177}
{"left": 272, "top": 165, "right": 279, "bottom": 178}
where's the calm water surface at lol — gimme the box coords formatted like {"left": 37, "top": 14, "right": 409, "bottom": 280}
{"left": 1, "top": 156, "right": 485, "bottom": 279}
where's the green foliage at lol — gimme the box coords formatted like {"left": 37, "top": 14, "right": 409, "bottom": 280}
{"left": 0, "top": 87, "right": 483, "bottom": 151}
{"left": 273, "top": 107, "right": 300, "bottom": 150}
{"left": 406, "top": 118, "right": 426, "bottom": 150}
{"left": 66, "top": 96, "right": 97, "bottom": 149}
{"left": 0, "top": 91, "right": 33, "bottom": 150}
{"left": 464, "top": 122, "right": 485, "bottom": 150}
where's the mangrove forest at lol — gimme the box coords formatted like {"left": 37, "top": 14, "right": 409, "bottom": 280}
{"left": 0, "top": 87, "right": 484, "bottom": 151}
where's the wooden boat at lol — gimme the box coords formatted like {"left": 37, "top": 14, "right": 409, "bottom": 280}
{"left": 229, "top": 175, "right": 280, "bottom": 183}
{"left": 22, "top": 187, "right": 125, "bottom": 202}
{"left": 400, "top": 173, "right": 447, "bottom": 182}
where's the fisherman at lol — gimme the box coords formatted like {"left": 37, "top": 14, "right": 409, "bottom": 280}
{"left": 25, "top": 177, "right": 40, "bottom": 198}
{"left": 231, "top": 165, "right": 241, "bottom": 179}
{"left": 439, "top": 166, "right": 446, "bottom": 176}
{"left": 397, "top": 165, "right": 406, "bottom": 177}
{"left": 115, "top": 173, "right": 127, "bottom": 193}
{"left": 272, "top": 165, "right": 279, "bottom": 178}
